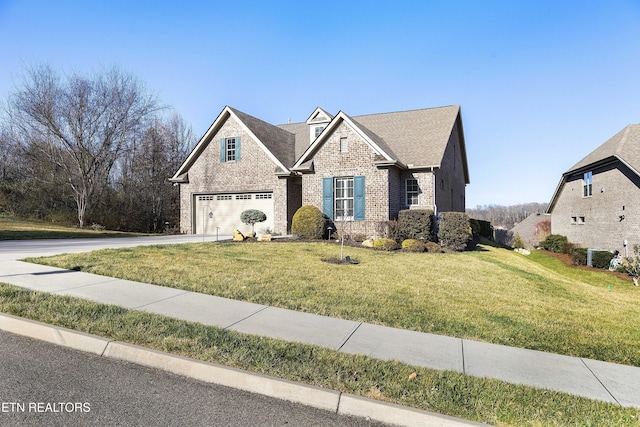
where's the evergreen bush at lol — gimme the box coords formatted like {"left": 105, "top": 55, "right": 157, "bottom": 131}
{"left": 437, "top": 212, "right": 472, "bottom": 251}
{"left": 478, "top": 220, "right": 493, "bottom": 239}
{"left": 591, "top": 250, "right": 615, "bottom": 269}
{"left": 398, "top": 209, "right": 434, "bottom": 242}
{"left": 373, "top": 238, "right": 399, "bottom": 251}
{"left": 401, "top": 239, "right": 425, "bottom": 252}
{"left": 572, "top": 248, "right": 588, "bottom": 266}
{"left": 291, "top": 205, "right": 327, "bottom": 239}
{"left": 541, "top": 234, "right": 569, "bottom": 253}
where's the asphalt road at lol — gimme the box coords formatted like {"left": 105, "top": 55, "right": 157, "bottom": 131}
{"left": 0, "top": 330, "right": 387, "bottom": 427}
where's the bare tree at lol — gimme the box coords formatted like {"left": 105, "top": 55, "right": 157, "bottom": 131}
{"left": 114, "top": 113, "right": 194, "bottom": 232}
{"left": 6, "top": 64, "right": 160, "bottom": 227}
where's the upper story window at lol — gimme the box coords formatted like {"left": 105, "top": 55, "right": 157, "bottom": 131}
{"left": 220, "top": 137, "right": 240, "bottom": 162}
{"left": 339, "top": 137, "right": 348, "bottom": 153}
{"left": 314, "top": 126, "right": 324, "bottom": 139}
{"left": 406, "top": 179, "right": 419, "bottom": 205}
{"left": 583, "top": 171, "right": 592, "bottom": 197}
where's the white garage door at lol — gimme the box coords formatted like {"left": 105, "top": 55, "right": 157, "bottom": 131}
{"left": 194, "top": 192, "right": 274, "bottom": 236}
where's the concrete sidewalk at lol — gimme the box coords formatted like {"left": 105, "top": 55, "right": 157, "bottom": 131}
{"left": 1, "top": 257, "right": 640, "bottom": 410}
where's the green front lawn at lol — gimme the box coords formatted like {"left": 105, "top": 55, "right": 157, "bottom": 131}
{"left": 0, "top": 216, "right": 149, "bottom": 240}
{"left": 28, "top": 241, "right": 640, "bottom": 367}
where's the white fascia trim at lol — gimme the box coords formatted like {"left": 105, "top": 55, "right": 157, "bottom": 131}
{"left": 171, "top": 106, "right": 290, "bottom": 179}
{"left": 227, "top": 109, "right": 290, "bottom": 173}
{"left": 293, "top": 111, "right": 394, "bottom": 169}
{"left": 305, "top": 107, "right": 332, "bottom": 124}
{"left": 171, "top": 107, "right": 231, "bottom": 179}
{"left": 340, "top": 113, "right": 394, "bottom": 162}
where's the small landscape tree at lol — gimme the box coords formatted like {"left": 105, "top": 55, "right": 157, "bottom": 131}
{"left": 240, "top": 209, "right": 267, "bottom": 235}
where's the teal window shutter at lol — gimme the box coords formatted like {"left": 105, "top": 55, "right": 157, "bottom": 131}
{"left": 236, "top": 136, "right": 241, "bottom": 161}
{"left": 220, "top": 138, "right": 226, "bottom": 162}
{"left": 354, "top": 176, "right": 365, "bottom": 220}
{"left": 322, "top": 177, "right": 334, "bottom": 220}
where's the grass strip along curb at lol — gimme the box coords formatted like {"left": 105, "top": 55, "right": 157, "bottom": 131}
{"left": 0, "top": 312, "right": 478, "bottom": 427}
{"left": 1, "top": 284, "right": 639, "bottom": 427}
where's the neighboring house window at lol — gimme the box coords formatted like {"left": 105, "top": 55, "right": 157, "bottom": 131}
{"left": 406, "top": 179, "right": 419, "bottom": 205}
{"left": 571, "top": 216, "right": 577, "bottom": 224}
{"left": 322, "top": 176, "right": 365, "bottom": 221}
{"left": 583, "top": 171, "right": 592, "bottom": 197}
{"left": 340, "top": 137, "right": 348, "bottom": 153}
{"left": 315, "top": 126, "right": 324, "bottom": 139}
{"left": 220, "top": 137, "right": 241, "bottom": 162}
{"left": 579, "top": 216, "right": 585, "bottom": 224}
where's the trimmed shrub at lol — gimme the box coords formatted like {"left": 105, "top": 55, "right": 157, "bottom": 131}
{"left": 572, "top": 248, "right": 588, "bottom": 266}
{"left": 469, "top": 219, "right": 481, "bottom": 237}
{"left": 240, "top": 209, "right": 267, "bottom": 234}
{"left": 437, "top": 212, "right": 472, "bottom": 252}
{"left": 478, "top": 220, "right": 493, "bottom": 240}
{"left": 541, "top": 234, "right": 568, "bottom": 253}
{"left": 291, "top": 205, "right": 327, "bottom": 239}
{"left": 592, "top": 250, "right": 615, "bottom": 269}
{"left": 398, "top": 209, "right": 434, "bottom": 242}
{"left": 425, "top": 241, "right": 444, "bottom": 253}
{"left": 401, "top": 239, "right": 425, "bottom": 252}
{"left": 373, "top": 238, "right": 399, "bottom": 251}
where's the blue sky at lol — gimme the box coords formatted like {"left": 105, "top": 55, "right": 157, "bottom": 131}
{"left": 1, "top": 0, "right": 640, "bottom": 208}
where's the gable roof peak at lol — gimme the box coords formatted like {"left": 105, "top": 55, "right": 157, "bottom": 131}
{"left": 306, "top": 107, "right": 333, "bottom": 124}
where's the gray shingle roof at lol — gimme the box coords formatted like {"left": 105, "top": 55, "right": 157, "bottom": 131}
{"left": 279, "top": 105, "right": 464, "bottom": 174}
{"left": 567, "top": 124, "right": 640, "bottom": 175}
{"left": 229, "top": 107, "right": 297, "bottom": 168}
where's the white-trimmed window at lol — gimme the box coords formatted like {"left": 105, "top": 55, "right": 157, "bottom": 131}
{"left": 583, "top": 171, "right": 592, "bottom": 197}
{"left": 335, "top": 177, "right": 354, "bottom": 220}
{"left": 406, "top": 179, "right": 419, "bottom": 205}
{"left": 314, "top": 126, "right": 324, "bottom": 139}
{"left": 339, "top": 137, "right": 348, "bottom": 153}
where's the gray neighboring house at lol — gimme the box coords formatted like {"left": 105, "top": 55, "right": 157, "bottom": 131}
{"left": 510, "top": 212, "right": 550, "bottom": 249}
{"left": 170, "top": 105, "right": 469, "bottom": 236}
{"left": 547, "top": 124, "right": 640, "bottom": 255}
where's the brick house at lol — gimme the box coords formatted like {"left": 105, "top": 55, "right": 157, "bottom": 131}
{"left": 170, "top": 105, "right": 469, "bottom": 236}
{"left": 547, "top": 124, "right": 640, "bottom": 255}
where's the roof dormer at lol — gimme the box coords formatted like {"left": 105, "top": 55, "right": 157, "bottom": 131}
{"left": 306, "top": 107, "right": 333, "bottom": 143}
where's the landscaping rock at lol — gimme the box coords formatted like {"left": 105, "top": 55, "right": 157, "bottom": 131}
{"left": 257, "top": 234, "right": 272, "bottom": 242}
{"left": 362, "top": 239, "right": 374, "bottom": 248}
{"left": 233, "top": 230, "right": 245, "bottom": 241}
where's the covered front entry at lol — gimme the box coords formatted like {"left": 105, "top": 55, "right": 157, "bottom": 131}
{"left": 193, "top": 192, "right": 274, "bottom": 236}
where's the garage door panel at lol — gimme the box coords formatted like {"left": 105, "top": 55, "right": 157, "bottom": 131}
{"left": 194, "top": 193, "right": 274, "bottom": 236}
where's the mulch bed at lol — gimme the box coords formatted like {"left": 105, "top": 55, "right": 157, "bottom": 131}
{"left": 539, "top": 250, "right": 633, "bottom": 283}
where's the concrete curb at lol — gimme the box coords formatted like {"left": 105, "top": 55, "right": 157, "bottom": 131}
{"left": 0, "top": 313, "right": 482, "bottom": 426}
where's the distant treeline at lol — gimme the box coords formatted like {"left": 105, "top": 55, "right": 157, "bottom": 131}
{"left": 466, "top": 203, "right": 548, "bottom": 230}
